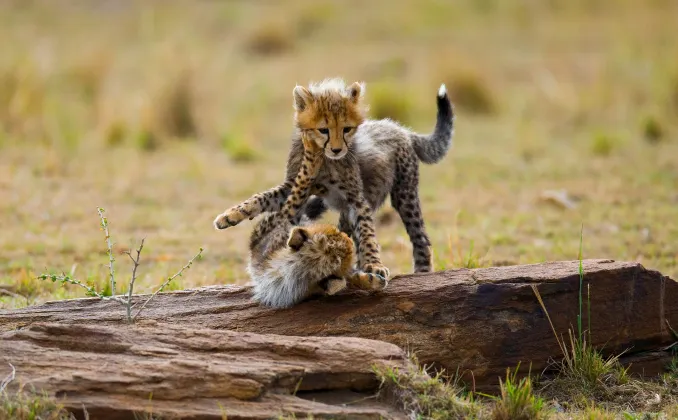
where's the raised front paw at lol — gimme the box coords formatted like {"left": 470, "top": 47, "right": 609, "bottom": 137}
{"left": 361, "top": 263, "right": 390, "bottom": 281}
{"left": 213, "top": 205, "right": 251, "bottom": 230}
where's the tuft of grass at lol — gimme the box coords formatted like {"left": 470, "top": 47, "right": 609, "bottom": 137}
{"left": 372, "top": 354, "right": 481, "bottom": 419}
{"left": 531, "top": 229, "right": 631, "bottom": 407}
{"left": 244, "top": 21, "right": 295, "bottom": 56}
{"left": 0, "top": 390, "right": 74, "bottom": 420}
{"left": 590, "top": 132, "right": 618, "bottom": 156}
{"left": 134, "top": 128, "right": 160, "bottom": 152}
{"left": 62, "top": 52, "right": 109, "bottom": 104}
{"left": 570, "top": 405, "right": 616, "bottom": 420}
{"left": 368, "top": 83, "right": 414, "bottom": 124}
{"left": 220, "top": 132, "right": 259, "bottom": 163}
{"left": 641, "top": 115, "right": 664, "bottom": 144}
{"left": 489, "top": 364, "right": 547, "bottom": 420}
{"left": 103, "top": 120, "right": 127, "bottom": 147}
{"left": 448, "top": 73, "right": 496, "bottom": 115}
{"left": 155, "top": 72, "right": 198, "bottom": 140}
{"left": 295, "top": 2, "right": 335, "bottom": 39}
{"left": 436, "top": 223, "right": 491, "bottom": 270}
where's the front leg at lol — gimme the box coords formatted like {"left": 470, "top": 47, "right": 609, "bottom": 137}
{"left": 213, "top": 181, "right": 292, "bottom": 230}
{"left": 346, "top": 270, "right": 387, "bottom": 291}
{"left": 352, "top": 201, "right": 390, "bottom": 280}
{"left": 280, "top": 145, "right": 324, "bottom": 224}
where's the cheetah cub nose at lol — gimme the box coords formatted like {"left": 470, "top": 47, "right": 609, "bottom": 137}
{"left": 331, "top": 148, "right": 342, "bottom": 155}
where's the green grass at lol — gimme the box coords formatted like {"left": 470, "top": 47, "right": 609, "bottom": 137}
{"left": 447, "top": 72, "right": 496, "bottom": 115}
{"left": 373, "top": 354, "right": 482, "bottom": 419}
{"left": 1, "top": 0, "right": 677, "bottom": 309}
{"left": 590, "top": 132, "right": 618, "bottom": 156}
{"left": 489, "top": 365, "right": 547, "bottom": 420}
{"left": 368, "top": 82, "right": 414, "bottom": 124}
{"left": 0, "top": 391, "right": 74, "bottom": 420}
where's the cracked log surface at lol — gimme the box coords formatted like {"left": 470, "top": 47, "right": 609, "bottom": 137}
{"left": 2, "top": 259, "right": 676, "bottom": 391}
{"left": 0, "top": 323, "right": 408, "bottom": 420}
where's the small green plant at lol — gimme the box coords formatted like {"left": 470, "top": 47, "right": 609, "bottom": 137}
{"left": 448, "top": 73, "right": 496, "bottom": 115}
{"left": 1, "top": 365, "right": 74, "bottom": 420}
{"left": 590, "top": 132, "right": 617, "bottom": 156}
{"left": 573, "top": 405, "right": 616, "bottom": 420}
{"left": 489, "top": 364, "right": 547, "bottom": 420}
{"left": 368, "top": 83, "right": 414, "bottom": 124}
{"left": 436, "top": 230, "right": 490, "bottom": 270}
{"left": 641, "top": 115, "right": 664, "bottom": 144}
{"left": 372, "top": 354, "right": 481, "bottom": 419}
{"left": 38, "top": 208, "right": 203, "bottom": 323}
{"left": 103, "top": 120, "right": 126, "bottom": 147}
{"left": 245, "top": 21, "right": 295, "bottom": 56}
{"left": 221, "top": 132, "right": 258, "bottom": 163}
{"left": 154, "top": 72, "right": 198, "bottom": 140}
{"left": 134, "top": 128, "right": 160, "bottom": 151}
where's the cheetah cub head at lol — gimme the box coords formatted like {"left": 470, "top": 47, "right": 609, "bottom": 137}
{"left": 293, "top": 78, "right": 367, "bottom": 160}
{"left": 287, "top": 224, "right": 355, "bottom": 274}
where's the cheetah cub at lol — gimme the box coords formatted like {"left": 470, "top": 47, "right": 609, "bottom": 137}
{"left": 248, "top": 137, "right": 385, "bottom": 309}
{"left": 214, "top": 78, "right": 454, "bottom": 274}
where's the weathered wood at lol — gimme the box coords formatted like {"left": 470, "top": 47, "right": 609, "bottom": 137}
{"left": 2, "top": 259, "right": 676, "bottom": 391}
{"left": 0, "top": 323, "right": 408, "bottom": 420}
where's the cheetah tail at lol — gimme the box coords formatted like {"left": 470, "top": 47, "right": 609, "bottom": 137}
{"left": 410, "top": 84, "right": 455, "bottom": 165}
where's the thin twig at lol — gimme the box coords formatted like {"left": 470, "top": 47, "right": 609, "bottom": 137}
{"left": 37, "top": 274, "right": 126, "bottom": 304}
{"left": 0, "top": 363, "right": 16, "bottom": 393}
{"left": 97, "top": 207, "right": 116, "bottom": 296}
{"left": 124, "top": 238, "right": 145, "bottom": 323}
{"left": 133, "top": 247, "right": 203, "bottom": 320}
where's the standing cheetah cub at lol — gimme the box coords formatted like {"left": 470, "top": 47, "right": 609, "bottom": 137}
{"left": 248, "top": 137, "right": 385, "bottom": 309}
{"left": 214, "top": 78, "right": 454, "bottom": 274}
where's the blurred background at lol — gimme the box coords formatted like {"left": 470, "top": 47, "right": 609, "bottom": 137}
{"left": 1, "top": 0, "right": 676, "bottom": 308}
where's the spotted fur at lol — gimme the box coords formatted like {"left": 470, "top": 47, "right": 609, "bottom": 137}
{"left": 214, "top": 78, "right": 454, "bottom": 273}
{"left": 248, "top": 140, "right": 385, "bottom": 309}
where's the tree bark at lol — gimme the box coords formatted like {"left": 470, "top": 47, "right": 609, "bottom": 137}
{"left": 2, "top": 259, "right": 676, "bottom": 391}
{"left": 0, "top": 323, "right": 408, "bottom": 420}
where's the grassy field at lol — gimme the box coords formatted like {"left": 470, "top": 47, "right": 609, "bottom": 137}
{"left": 0, "top": 0, "right": 677, "bottom": 416}
{"left": 1, "top": 0, "right": 676, "bottom": 308}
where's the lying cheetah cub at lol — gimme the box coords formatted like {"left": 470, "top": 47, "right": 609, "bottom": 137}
{"left": 248, "top": 137, "right": 385, "bottom": 309}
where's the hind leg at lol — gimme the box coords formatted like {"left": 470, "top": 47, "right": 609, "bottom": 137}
{"left": 391, "top": 164, "right": 433, "bottom": 273}
{"left": 318, "top": 275, "right": 347, "bottom": 295}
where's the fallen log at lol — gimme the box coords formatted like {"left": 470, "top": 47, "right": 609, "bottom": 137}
{"left": 1, "top": 259, "right": 676, "bottom": 390}
{"left": 0, "top": 323, "right": 408, "bottom": 420}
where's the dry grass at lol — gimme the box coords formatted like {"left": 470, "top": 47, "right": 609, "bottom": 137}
{"left": 373, "top": 355, "right": 481, "bottom": 419}
{"left": 0, "top": 0, "right": 676, "bottom": 361}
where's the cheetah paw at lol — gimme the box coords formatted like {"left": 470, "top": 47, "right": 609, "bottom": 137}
{"left": 361, "top": 263, "right": 390, "bottom": 282}
{"left": 213, "top": 205, "right": 251, "bottom": 230}
{"left": 367, "top": 272, "right": 388, "bottom": 290}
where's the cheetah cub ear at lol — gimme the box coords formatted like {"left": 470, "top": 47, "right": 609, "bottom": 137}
{"left": 287, "top": 227, "right": 310, "bottom": 251}
{"left": 293, "top": 85, "right": 313, "bottom": 111}
{"left": 347, "top": 81, "right": 365, "bottom": 104}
